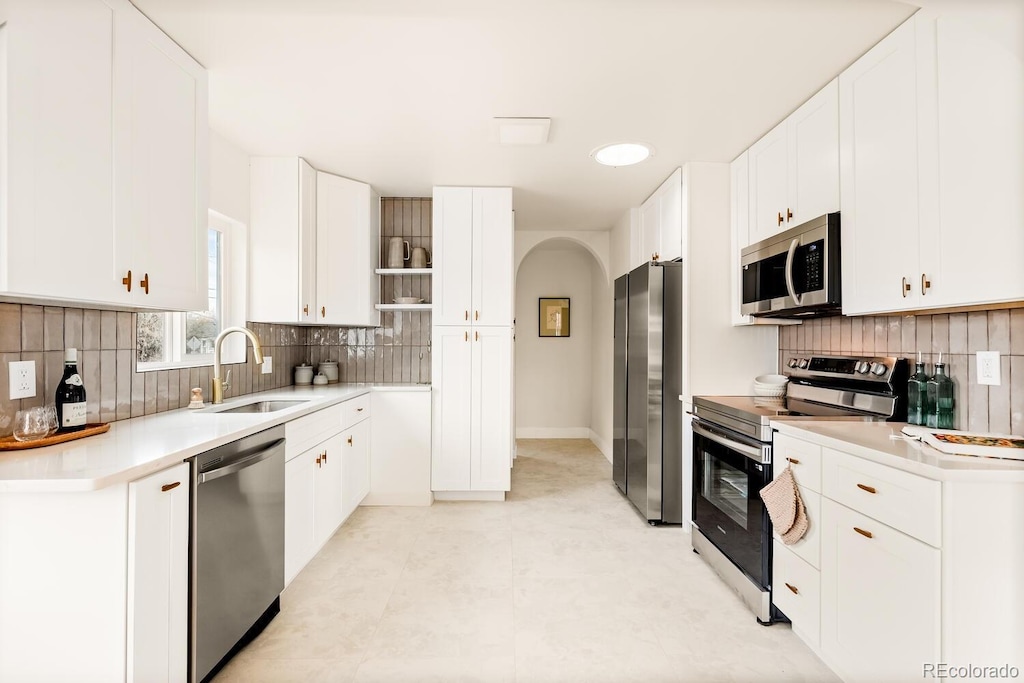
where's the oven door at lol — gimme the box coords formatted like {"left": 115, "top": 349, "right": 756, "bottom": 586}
{"left": 692, "top": 419, "right": 771, "bottom": 588}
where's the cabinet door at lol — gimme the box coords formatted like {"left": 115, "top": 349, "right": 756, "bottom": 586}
{"left": 787, "top": 78, "right": 839, "bottom": 227}
{"left": 820, "top": 499, "right": 940, "bottom": 682}
{"left": 127, "top": 462, "right": 189, "bottom": 683}
{"left": 839, "top": 17, "right": 922, "bottom": 315}
{"left": 431, "top": 326, "right": 473, "bottom": 490}
{"left": 113, "top": 4, "right": 208, "bottom": 312}
{"left": 249, "top": 158, "right": 302, "bottom": 323}
{"left": 341, "top": 419, "right": 370, "bottom": 522}
{"left": 299, "top": 159, "right": 319, "bottom": 322}
{"left": 747, "top": 121, "right": 789, "bottom": 244}
{"left": 657, "top": 169, "right": 683, "bottom": 262}
{"left": 433, "top": 188, "right": 474, "bottom": 326}
{"left": 471, "top": 327, "right": 512, "bottom": 491}
{"left": 285, "top": 448, "right": 317, "bottom": 586}
{"left": 471, "top": 188, "right": 514, "bottom": 326}
{"left": 1, "top": 0, "right": 117, "bottom": 304}
{"left": 314, "top": 434, "right": 345, "bottom": 546}
{"left": 317, "top": 172, "right": 378, "bottom": 326}
{"left": 917, "top": 12, "right": 1024, "bottom": 308}
{"left": 639, "top": 195, "right": 661, "bottom": 265}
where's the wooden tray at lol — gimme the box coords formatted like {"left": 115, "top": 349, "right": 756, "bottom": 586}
{"left": 0, "top": 423, "right": 110, "bottom": 451}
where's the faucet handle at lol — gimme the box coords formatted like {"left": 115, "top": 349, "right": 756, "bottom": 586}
{"left": 223, "top": 369, "right": 232, "bottom": 392}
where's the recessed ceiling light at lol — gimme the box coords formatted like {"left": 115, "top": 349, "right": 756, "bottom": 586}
{"left": 493, "top": 117, "right": 551, "bottom": 145}
{"left": 591, "top": 142, "right": 653, "bottom": 167}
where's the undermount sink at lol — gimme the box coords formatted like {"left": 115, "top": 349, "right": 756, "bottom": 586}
{"left": 212, "top": 400, "right": 309, "bottom": 414}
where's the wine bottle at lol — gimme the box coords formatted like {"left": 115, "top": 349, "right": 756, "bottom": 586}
{"left": 55, "top": 348, "right": 87, "bottom": 432}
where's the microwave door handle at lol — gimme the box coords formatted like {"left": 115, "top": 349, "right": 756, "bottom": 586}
{"left": 785, "top": 238, "right": 803, "bottom": 307}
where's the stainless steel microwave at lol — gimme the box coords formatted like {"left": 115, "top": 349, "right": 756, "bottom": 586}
{"left": 740, "top": 213, "right": 841, "bottom": 318}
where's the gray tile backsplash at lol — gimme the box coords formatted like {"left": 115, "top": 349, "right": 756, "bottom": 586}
{"left": 779, "top": 309, "right": 1024, "bottom": 434}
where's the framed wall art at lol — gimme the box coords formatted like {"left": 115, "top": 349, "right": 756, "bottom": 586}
{"left": 538, "top": 298, "right": 570, "bottom": 337}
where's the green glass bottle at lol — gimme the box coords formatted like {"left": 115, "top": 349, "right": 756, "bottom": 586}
{"left": 907, "top": 357, "right": 930, "bottom": 426}
{"left": 926, "top": 360, "right": 955, "bottom": 429}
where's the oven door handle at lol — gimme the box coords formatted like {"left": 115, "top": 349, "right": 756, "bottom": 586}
{"left": 784, "top": 238, "right": 803, "bottom": 307}
{"left": 692, "top": 422, "right": 765, "bottom": 464}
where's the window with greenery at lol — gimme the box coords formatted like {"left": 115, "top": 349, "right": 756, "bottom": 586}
{"left": 137, "top": 213, "right": 247, "bottom": 370}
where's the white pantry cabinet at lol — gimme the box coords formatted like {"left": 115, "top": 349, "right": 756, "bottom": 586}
{"left": 747, "top": 79, "right": 838, "bottom": 246}
{"left": 249, "top": 158, "right": 319, "bottom": 324}
{"left": 127, "top": 462, "right": 190, "bottom": 683}
{"left": 431, "top": 326, "right": 512, "bottom": 493}
{"left": 841, "top": 10, "right": 1024, "bottom": 315}
{"left": 432, "top": 187, "right": 513, "bottom": 327}
{"left": 0, "top": 461, "right": 190, "bottom": 682}
{"left": 0, "top": 0, "right": 208, "bottom": 311}
{"left": 636, "top": 168, "right": 683, "bottom": 268}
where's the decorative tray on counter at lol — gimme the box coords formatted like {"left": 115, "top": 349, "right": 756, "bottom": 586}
{"left": 0, "top": 423, "right": 110, "bottom": 451}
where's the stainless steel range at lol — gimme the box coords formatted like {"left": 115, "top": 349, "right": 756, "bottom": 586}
{"left": 690, "top": 354, "right": 908, "bottom": 623}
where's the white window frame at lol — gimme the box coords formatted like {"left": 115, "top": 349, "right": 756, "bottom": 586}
{"left": 136, "top": 210, "right": 248, "bottom": 371}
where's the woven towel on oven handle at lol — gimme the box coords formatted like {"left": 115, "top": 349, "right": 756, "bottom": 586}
{"left": 759, "top": 465, "right": 809, "bottom": 543}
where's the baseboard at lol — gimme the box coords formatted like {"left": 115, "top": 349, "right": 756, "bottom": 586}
{"left": 433, "top": 491, "right": 506, "bottom": 502}
{"left": 589, "top": 429, "right": 612, "bottom": 463}
{"left": 361, "top": 492, "right": 434, "bottom": 506}
{"left": 515, "top": 427, "right": 590, "bottom": 439}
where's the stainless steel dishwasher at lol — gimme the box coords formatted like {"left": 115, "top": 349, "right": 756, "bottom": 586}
{"left": 190, "top": 426, "right": 285, "bottom": 683}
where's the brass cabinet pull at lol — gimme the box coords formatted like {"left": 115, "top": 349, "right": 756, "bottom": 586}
{"left": 140, "top": 273, "right": 150, "bottom": 294}
{"left": 323, "top": 450, "right": 328, "bottom": 464}
{"left": 161, "top": 482, "right": 180, "bottom": 492}
{"left": 655, "top": 252, "right": 660, "bottom": 261}
{"left": 786, "top": 457, "right": 800, "bottom": 464}
{"left": 856, "top": 483, "right": 877, "bottom": 494}
{"left": 787, "top": 208, "right": 793, "bottom": 222}
{"left": 854, "top": 526, "right": 873, "bottom": 539}
{"left": 321, "top": 306, "right": 326, "bottom": 317}
{"left": 777, "top": 212, "right": 784, "bottom": 226}
{"left": 357, "top": 407, "right": 364, "bottom": 412}
{"left": 475, "top": 310, "right": 479, "bottom": 321}
{"left": 475, "top": 330, "right": 479, "bottom": 341}
{"left": 902, "top": 277, "right": 911, "bottom": 297}
{"left": 785, "top": 582, "right": 799, "bottom": 595}
{"left": 464, "top": 331, "right": 469, "bottom": 342}
{"left": 465, "top": 310, "right": 469, "bottom": 321}
{"left": 921, "top": 274, "right": 931, "bottom": 295}
{"left": 315, "top": 455, "right": 322, "bottom": 467}
{"left": 303, "top": 304, "right": 309, "bottom": 316}
{"left": 347, "top": 436, "right": 353, "bottom": 446}
{"left": 122, "top": 270, "right": 132, "bottom": 292}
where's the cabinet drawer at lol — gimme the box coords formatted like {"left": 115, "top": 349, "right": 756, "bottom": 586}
{"left": 286, "top": 404, "right": 344, "bottom": 460}
{"left": 772, "top": 540, "right": 821, "bottom": 648}
{"left": 822, "top": 448, "right": 941, "bottom": 547}
{"left": 772, "top": 485, "right": 821, "bottom": 569}
{"left": 340, "top": 393, "right": 371, "bottom": 430}
{"left": 773, "top": 433, "right": 822, "bottom": 493}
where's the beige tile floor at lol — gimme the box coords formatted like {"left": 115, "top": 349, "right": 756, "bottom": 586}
{"left": 214, "top": 439, "right": 838, "bottom": 683}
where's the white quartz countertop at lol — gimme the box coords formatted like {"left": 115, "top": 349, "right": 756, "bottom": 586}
{"left": 771, "top": 419, "right": 1024, "bottom": 482}
{"left": 0, "top": 383, "right": 430, "bottom": 493}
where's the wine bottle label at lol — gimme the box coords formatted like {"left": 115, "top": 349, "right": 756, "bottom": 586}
{"left": 62, "top": 402, "right": 87, "bottom": 427}
{"left": 64, "top": 374, "right": 84, "bottom": 387}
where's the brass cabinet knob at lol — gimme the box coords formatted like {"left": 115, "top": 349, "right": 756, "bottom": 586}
{"left": 465, "top": 310, "right": 469, "bottom": 321}
{"left": 303, "top": 304, "right": 309, "bottom": 315}
{"left": 787, "top": 208, "right": 793, "bottom": 222}
{"left": 122, "top": 270, "right": 132, "bottom": 292}
{"left": 323, "top": 450, "right": 328, "bottom": 463}
{"left": 475, "top": 330, "right": 479, "bottom": 341}
{"left": 464, "top": 331, "right": 469, "bottom": 342}
{"left": 141, "top": 273, "right": 150, "bottom": 294}
{"left": 777, "top": 212, "right": 784, "bottom": 226}
{"left": 347, "top": 436, "right": 353, "bottom": 446}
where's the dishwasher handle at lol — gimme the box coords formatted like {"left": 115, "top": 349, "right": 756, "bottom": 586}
{"left": 198, "top": 438, "right": 285, "bottom": 484}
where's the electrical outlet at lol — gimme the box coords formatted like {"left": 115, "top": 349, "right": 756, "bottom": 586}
{"left": 9, "top": 360, "right": 36, "bottom": 399}
{"left": 261, "top": 355, "right": 273, "bottom": 374}
{"left": 977, "top": 351, "right": 1001, "bottom": 386}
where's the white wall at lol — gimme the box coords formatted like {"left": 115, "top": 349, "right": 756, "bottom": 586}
{"left": 515, "top": 246, "right": 595, "bottom": 438}
{"left": 209, "top": 130, "right": 250, "bottom": 223}
{"left": 589, "top": 260, "right": 613, "bottom": 460}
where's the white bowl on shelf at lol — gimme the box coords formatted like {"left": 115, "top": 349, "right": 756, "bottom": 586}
{"left": 755, "top": 374, "right": 789, "bottom": 386}
{"left": 393, "top": 297, "right": 424, "bottom": 304}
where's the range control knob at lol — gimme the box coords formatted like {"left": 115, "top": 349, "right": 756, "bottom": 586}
{"left": 855, "top": 361, "right": 871, "bottom": 374}
{"left": 797, "top": 358, "right": 810, "bottom": 369}
{"left": 870, "top": 362, "right": 888, "bottom": 376}
{"left": 787, "top": 358, "right": 799, "bottom": 369}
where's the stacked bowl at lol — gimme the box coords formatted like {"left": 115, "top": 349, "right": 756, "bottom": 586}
{"left": 753, "top": 374, "right": 789, "bottom": 398}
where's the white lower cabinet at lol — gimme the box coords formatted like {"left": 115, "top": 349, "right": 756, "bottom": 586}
{"left": 772, "top": 540, "right": 820, "bottom": 649}
{"left": 285, "top": 445, "right": 318, "bottom": 586}
{"left": 127, "top": 462, "right": 190, "bottom": 683}
{"left": 367, "top": 390, "right": 432, "bottom": 506}
{"left": 341, "top": 419, "right": 370, "bottom": 521}
{"left": 820, "top": 498, "right": 940, "bottom": 682}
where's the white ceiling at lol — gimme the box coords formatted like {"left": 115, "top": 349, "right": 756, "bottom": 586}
{"left": 134, "top": 0, "right": 917, "bottom": 231}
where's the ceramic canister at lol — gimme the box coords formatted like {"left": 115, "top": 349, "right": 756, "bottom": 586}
{"left": 294, "top": 364, "right": 314, "bottom": 385}
{"left": 318, "top": 361, "right": 339, "bottom": 383}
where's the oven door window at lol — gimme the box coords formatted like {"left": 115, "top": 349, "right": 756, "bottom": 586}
{"left": 692, "top": 428, "right": 770, "bottom": 588}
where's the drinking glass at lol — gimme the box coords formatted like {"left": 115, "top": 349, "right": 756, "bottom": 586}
{"left": 13, "top": 407, "right": 52, "bottom": 442}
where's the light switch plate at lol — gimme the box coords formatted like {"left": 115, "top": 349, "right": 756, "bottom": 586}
{"left": 261, "top": 355, "right": 273, "bottom": 374}
{"left": 9, "top": 360, "right": 36, "bottom": 399}
{"left": 977, "top": 351, "right": 1001, "bottom": 386}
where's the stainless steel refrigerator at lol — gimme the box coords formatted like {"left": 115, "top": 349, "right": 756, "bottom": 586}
{"left": 613, "top": 261, "right": 683, "bottom": 524}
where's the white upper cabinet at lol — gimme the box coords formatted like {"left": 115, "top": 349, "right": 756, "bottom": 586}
{"left": 316, "top": 171, "right": 380, "bottom": 327}
{"left": 839, "top": 18, "right": 922, "bottom": 315}
{"left": 747, "top": 79, "right": 839, "bottom": 246}
{"left": 0, "top": 0, "right": 207, "bottom": 311}
{"left": 841, "top": 9, "right": 1023, "bottom": 315}
{"left": 636, "top": 168, "right": 683, "bottom": 268}
{"left": 433, "top": 186, "right": 513, "bottom": 327}
{"left": 250, "top": 160, "right": 378, "bottom": 325}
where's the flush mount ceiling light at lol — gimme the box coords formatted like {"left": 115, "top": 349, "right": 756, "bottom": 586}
{"left": 493, "top": 117, "right": 551, "bottom": 145}
{"left": 591, "top": 142, "right": 653, "bottom": 167}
